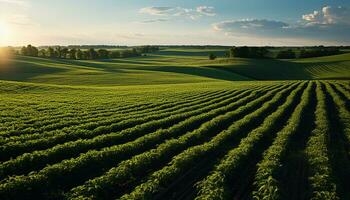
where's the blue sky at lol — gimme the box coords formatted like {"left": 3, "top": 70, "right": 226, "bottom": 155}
{"left": 0, "top": 0, "right": 349, "bottom": 46}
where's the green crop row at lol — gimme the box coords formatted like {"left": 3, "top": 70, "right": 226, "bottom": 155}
{"left": 0, "top": 90, "right": 222, "bottom": 140}
{"left": 304, "top": 82, "right": 338, "bottom": 200}
{"left": 0, "top": 85, "right": 274, "bottom": 179}
{"left": 119, "top": 83, "right": 298, "bottom": 200}
{"left": 195, "top": 82, "right": 305, "bottom": 200}
{"left": 252, "top": 82, "right": 313, "bottom": 200}
{"left": 66, "top": 84, "right": 292, "bottom": 200}
{"left": 0, "top": 84, "right": 290, "bottom": 199}
{"left": 0, "top": 89, "right": 238, "bottom": 161}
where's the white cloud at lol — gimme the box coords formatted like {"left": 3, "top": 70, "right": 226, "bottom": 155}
{"left": 139, "top": 6, "right": 216, "bottom": 20}
{"left": 139, "top": 7, "right": 174, "bottom": 16}
{"left": 302, "top": 6, "right": 350, "bottom": 26}
{"left": 213, "top": 5, "right": 350, "bottom": 44}
{"left": 139, "top": 18, "right": 169, "bottom": 24}
{"left": 213, "top": 19, "right": 289, "bottom": 34}
{"left": 174, "top": 7, "right": 199, "bottom": 20}
{"left": 302, "top": 11, "right": 321, "bottom": 22}
{"left": 197, "top": 6, "right": 216, "bottom": 16}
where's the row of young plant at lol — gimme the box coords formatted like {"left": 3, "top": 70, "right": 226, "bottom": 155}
{"left": 1, "top": 102, "right": 145, "bottom": 136}
{"left": 336, "top": 82, "right": 350, "bottom": 92}
{"left": 0, "top": 100, "right": 151, "bottom": 137}
{"left": 0, "top": 95, "right": 127, "bottom": 131}
{"left": 304, "top": 82, "right": 339, "bottom": 200}
{"left": 118, "top": 83, "right": 299, "bottom": 200}
{"left": 194, "top": 82, "right": 306, "bottom": 200}
{"left": 334, "top": 83, "right": 350, "bottom": 103}
{"left": 0, "top": 85, "right": 269, "bottom": 180}
{"left": 66, "top": 83, "right": 295, "bottom": 200}
{"left": 252, "top": 81, "right": 313, "bottom": 200}
{"left": 0, "top": 87, "right": 218, "bottom": 136}
{"left": 0, "top": 90, "right": 228, "bottom": 145}
{"left": 0, "top": 84, "right": 285, "bottom": 199}
{"left": 0, "top": 90, "right": 239, "bottom": 161}
{"left": 0, "top": 89, "right": 231, "bottom": 138}
{"left": 325, "top": 83, "right": 350, "bottom": 148}
{"left": 3, "top": 90, "right": 242, "bottom": 158}
{"left": 0, "top": 89, "right": 220, "bottom": 139}
{"left": 0, "top": 94, "right": 205, "bottom": 143}
{"left": 0, "top": 86, "right": 235, "bottom": 136}
{"left": 323, "top": 82, "right": 350, "bottom": 199}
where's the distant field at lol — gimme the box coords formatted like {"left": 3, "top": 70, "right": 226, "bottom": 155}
{"left": 0, "top": 48, "right": 349, "bottom": 200}
{"left": 153, "top": 47, "right": 228, "bottom": 57}
{"left": 0, "top": 48, "right": 349, "bottom": 87}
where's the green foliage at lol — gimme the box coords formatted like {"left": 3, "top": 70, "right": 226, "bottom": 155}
{"left": 0, "top": 80, "right": 349, "bottom": 199}
{"left": 299, "top": 47, "right": 341, "bottom": 58}
{"left": 252, "top": 82, "right": 313, "bottom": 200}
{"left": 276, "top": 49, "right": 296, "bottom": 59}
{"left": 209, "top": 53, "right": 217, "bottom": 60}
{"left": 229, "top": 46, "right": 269, "bottom": 58}
{"left": 20, "top": 45, "right": 38, "bottom": 57}
{"left": 304, "top": 82, "right": 339, "bottom": 200}
{"left": 16, "top": 44, "right": 160, "bottom": 60}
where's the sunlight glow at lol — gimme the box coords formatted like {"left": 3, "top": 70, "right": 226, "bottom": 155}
{"left": 0, "top": 22, "right": 10, "bottom": 46}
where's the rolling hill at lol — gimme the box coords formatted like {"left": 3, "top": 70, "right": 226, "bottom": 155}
{"left": 0, "top": 48, "right": 349, "bottom": 87}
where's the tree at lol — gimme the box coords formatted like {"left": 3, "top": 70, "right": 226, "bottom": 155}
{"left": 69, "top": 48, "right": 77, "bottom": 59}
{"left": 131, "top": 48, "right": 139, "bottom": 56}
{"left": 109, "top": 50, "right": 120, "bottom": 58}
{"left": 229, "top": 46, "right": 269, "bottom": 58}
{"left": 97, "top": 49, "right": 109, "bottom": 59}
{"left": 87, "top": 48, "right": 98, "bottom": 59}
{"left": 30, "top": 45, "right": 39, "bottom": 57}
{"left": 209, "top": 53, "right": 217, "bottom": 60}
{"left": 55, "top": 47, "right": 62, "bottom": 58}
{"left": 75, "top": 49, "right": 83, "bottom": 60}
{"left": 21, "top": 45, "right": 38, "bottom": 57}
{"left": 38, "top": 49, "right": 47, "bottom": 57}
{"left": 20, "top": 46, "right": 28, "bottom": 56}
{"left": 61, "top": 48, "right": 69, "bottom": 59}
{"left": 82, "top": 50, "right": 89, "bottom": 60}
{"left": 136, "top": 46, "right": 160, "bottom": 53}
{"left": 276, "top": 49, "right": 296, "bottom": 59}
{"left": 47, "top": 47, "right": 55, "bottom": 58}
{"left": 299, "top": 47, "right": 340, "bottom": 58}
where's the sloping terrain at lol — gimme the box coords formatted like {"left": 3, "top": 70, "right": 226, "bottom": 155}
{"left": 0, "top": 80, "right": 349, "bottom": 200}
{"left": 0, "top": 48, "right": 349, "bottom": 199}
{"left": 1, "top": 49, "right": 349, "bottom": 87}
{"left": 205, "top": 53, "right": 350, "bottom": 80}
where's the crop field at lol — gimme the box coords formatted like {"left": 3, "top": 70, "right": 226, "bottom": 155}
{"left": 0, "top": 48, "right": 350, "bottom": 200}
{"left": 0, "top": 79, "right": 349, "bottom": 200}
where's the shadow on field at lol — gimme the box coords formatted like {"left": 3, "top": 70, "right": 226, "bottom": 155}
{"left": 0, "top": 60, "right": 67, "bottom": 81}
{"left": 44, "top": 59, "right": 134, "bottom": 74}
{"left": 154, "top": 50, "right": 226, "bottom": 57}
{"left": 205, "top": 58, "right": 350, "bottom": 80}
{"left": 138, "top": 66, "right": 251, "bottom": 81}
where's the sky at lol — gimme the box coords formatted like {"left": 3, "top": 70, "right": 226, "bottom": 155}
{"left": 0, "top": 0, "right": 350, "bottom": 46}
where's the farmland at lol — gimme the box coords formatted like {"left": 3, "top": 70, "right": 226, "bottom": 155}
{"left": 0, "top": 48, "right": 350, "bottom": 200}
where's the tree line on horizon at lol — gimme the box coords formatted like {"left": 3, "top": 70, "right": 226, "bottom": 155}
{"left": 225, "top": 46, "right": 343, "bottom": 59}
{"left": 11, "top": 45, "right": 160, "bottom": 60}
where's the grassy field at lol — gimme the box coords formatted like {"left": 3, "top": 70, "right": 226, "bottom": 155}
{"left": 0, "top": 48, "right": 349, "bottom": 200}
{"left": 1, "top": 48, "right": 349, "bottom": 87}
